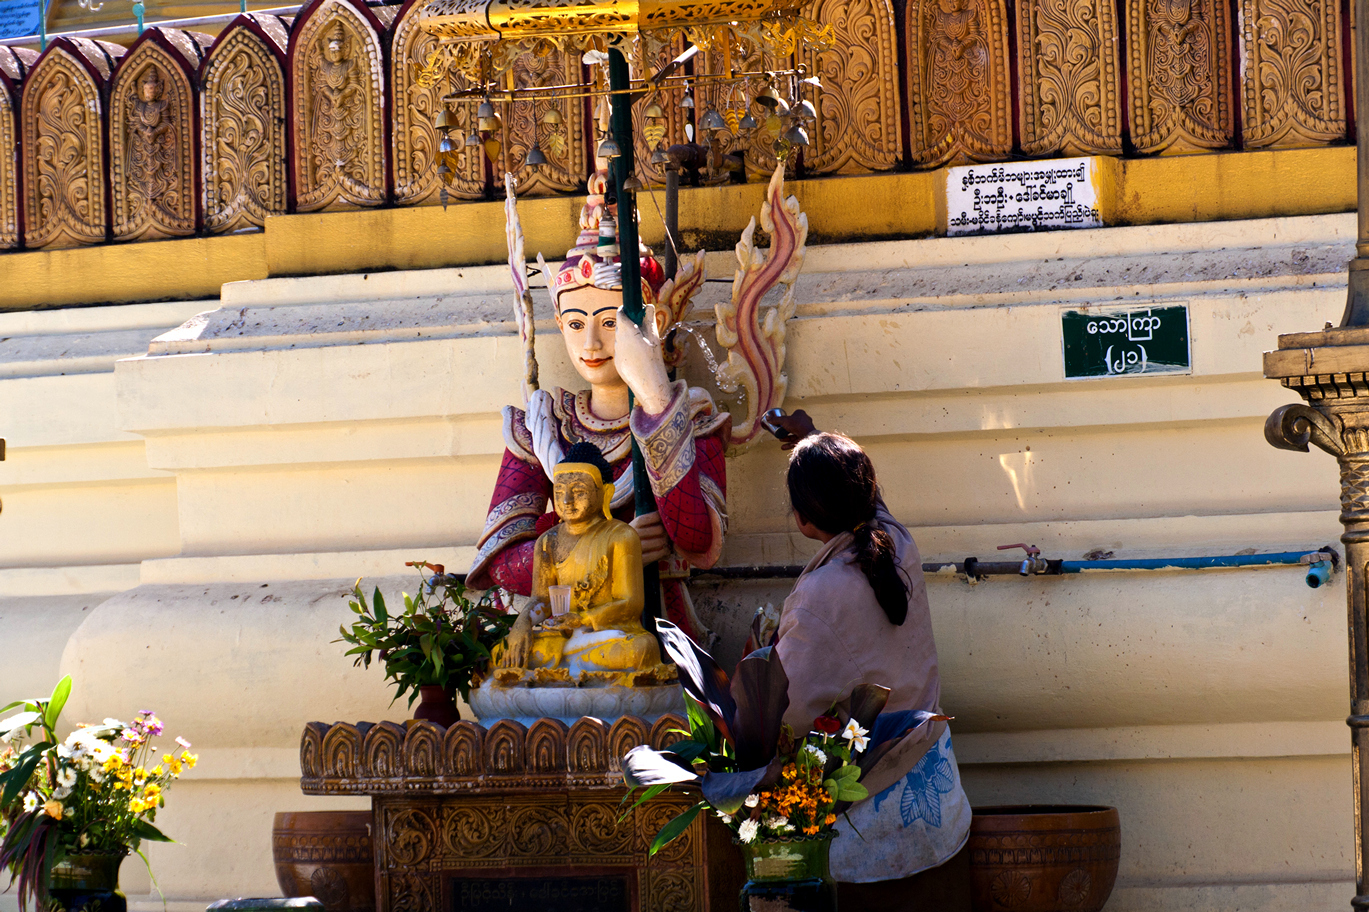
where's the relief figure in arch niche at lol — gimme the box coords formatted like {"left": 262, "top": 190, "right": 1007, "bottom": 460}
{"left": 927, "top": 0, "right": 990, "bottom": 132}
{"left": 309, "top": 21, "right": 365, "bottom": 188}
{"left": 128, "top": 65, "right": 178, "bottom": 220}
{"left": 1149, "top": 0, "right": 1212, "bottom": 114}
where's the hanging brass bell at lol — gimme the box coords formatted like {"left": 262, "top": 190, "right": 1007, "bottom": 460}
{"left": 651, "top": 148, "right": 669, "bottom": 164}
{"left": 624, "top": 174, "right": 644, "bottom": 191}
{"left": 439, "top": 136, "right": 455, "bottom": 153}
{"left": 477, "top": 98, "right": 495, "bottom": 119}
{"left": 754, "top": 84, "right": 783, "bottom": 109}
{"left": 478, "top": 112, "right": 502, "bottom": 133}
{"left": 794, "top": 99, "right": 817, "bottom": 121}
{"left": 783, "top": 122, "right": 810, "bottom": 146}
{"left": 465, "top": 132, "right": 481, "bottom": 147}
{"left": 644, "top": 101, "right": 666, "bottom": 119}
{"left": 542, "top": 106, "right": 563, "bottom": 125}
{"left": 526, "top": 144, "right": 547, "bottom": 167}
{"left": 434, "top": 107, "right": 458, "bottom": 133}
{"left": 700, "top": 107, "right": 727, "bottom": 131}
{"left": 597, "top": 136, "right": 622, "bottom": 158}
{"left": 680, "top": 93, "right": 694, "bottom": 109}
{"left": 739, "top": 112, "right": 759, "bottom": 131}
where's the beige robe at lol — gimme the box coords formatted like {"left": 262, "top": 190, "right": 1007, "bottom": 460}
{"left": 775, "top": 500, "right": 971, "bottom": 881}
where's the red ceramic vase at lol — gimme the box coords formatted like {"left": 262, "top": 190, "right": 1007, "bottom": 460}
{"left": 413, "top": 685, "right": 461, "bottom": 727}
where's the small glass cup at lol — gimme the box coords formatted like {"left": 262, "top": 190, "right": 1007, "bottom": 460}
{"left": 548, "top": 585, "right": 572, "bottom": 617}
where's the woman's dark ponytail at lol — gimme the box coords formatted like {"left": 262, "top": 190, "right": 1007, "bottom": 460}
{"left": 787, "top": 433, "right": 909, "bottom": 626}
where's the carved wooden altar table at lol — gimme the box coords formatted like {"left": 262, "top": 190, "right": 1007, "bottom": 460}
{"left": 300, "top": 716, "right": 742, "bottom": 912}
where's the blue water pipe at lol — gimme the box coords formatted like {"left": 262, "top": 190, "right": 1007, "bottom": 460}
{"left": 1059, "top": 552, "right": 1327, "bottom": 573}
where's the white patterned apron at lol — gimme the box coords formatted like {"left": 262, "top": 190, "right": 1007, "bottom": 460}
{"left": 830, "top": 728, "right": 972, "bottom": 883}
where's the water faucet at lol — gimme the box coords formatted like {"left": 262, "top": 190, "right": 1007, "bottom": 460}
{"left": 998, "top": 543, "right": 1048, "bottom": 576}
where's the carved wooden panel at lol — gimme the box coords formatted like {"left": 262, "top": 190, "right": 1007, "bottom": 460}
{"left": 376, "top": 792, "right": 712, "bottom": 912}
{"left": 495, "top": 47, "right": 587, "bottom": 195}
{"left": 291, "top": 0, "right": 388, "bottom": 211}
{"left": 801, "top": 0, "right": 903, "bottom": 173}
{"left": 110, "top": 30, "right": 209, "bottom": 242}
{"left": 1239, "top": 0, "right": 1346, "bottom": 147}
{"left": 0, "top": 48, "right": 32, "bottom": 249}
{"left": 201, "top": 14, "right": 288, "bottom": 233}
{"left": 1017, "top": 0, "right": 1121, "bottom": 155}
{"left": 631, "top": 37, "right": 689, "bottom": 187}
{"left": 906, "top": 0, "right": 1012, "bottom": 165}
{"left": 393, "top": 1, "right": 484, "bottom": 204}
{"left": 22, "top": 39, "right": 123, "bottom": 249}
{"left": 1126, "top": 0, "right": 1232, "bottom": 153}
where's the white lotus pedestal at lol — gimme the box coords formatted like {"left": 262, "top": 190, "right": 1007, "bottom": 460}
{"left": 299, "top": 717, "right": 742, "bottom": 912}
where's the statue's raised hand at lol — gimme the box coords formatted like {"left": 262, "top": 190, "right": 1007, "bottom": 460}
{"left": 614, "top": 305, "right": 673, "bottom": 415}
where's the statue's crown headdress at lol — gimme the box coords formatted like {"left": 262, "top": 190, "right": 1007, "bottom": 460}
{"left": 552, "top": 170, "right": 665, "bottom": 311}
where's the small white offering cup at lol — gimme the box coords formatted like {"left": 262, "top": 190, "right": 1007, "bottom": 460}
{"left": 548, "top": 585, "right": 572, "bottom": 617}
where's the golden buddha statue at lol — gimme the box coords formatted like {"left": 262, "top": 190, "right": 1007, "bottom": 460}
{"left": 491, "top": 442, "right": 675, "bottom": 687}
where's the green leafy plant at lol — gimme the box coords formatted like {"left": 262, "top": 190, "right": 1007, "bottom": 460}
{"left": 0, "top": 677, "right": 194, "bottom": 911}
{"left": 336, "top": 561, "right": 516, "bottom": 707}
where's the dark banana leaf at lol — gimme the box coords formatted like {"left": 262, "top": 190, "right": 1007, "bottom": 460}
{"left": 856, "top": 709, "right": 952, "bottom": 776}
{"left": 656, "top": 621, "right": 737, "bottom": 744}
{"left": 622, "top": 745, "right": 701, "bottom": 786}
{"left": 729, "top": 645, "right": 790, "bottom": 771}
{"left": 623, "top": 745, "right": 785, "bottom": 815}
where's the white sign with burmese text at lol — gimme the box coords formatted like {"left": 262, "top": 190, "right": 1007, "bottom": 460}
{"left": 945, "top": 157, "right": 1103, "bottom": 236}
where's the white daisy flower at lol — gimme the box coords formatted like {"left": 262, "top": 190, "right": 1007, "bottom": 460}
{"left": 803, "top": 744, "right": 827, "bottom": 765}
{"left": 743, "top": 794, "right": 760, "bottom": 808}
{"left": 841, "top": 720, "right": 870, "bottom": 753}
{"left": 22, "top": 793, "right": 38, "bottom": 813}
{"left": 53, "top": 786, "right": 72, "bottom": 800}
{"left": 763, "top": 815, "right": 792, "bottom": 832}
{"left": 738, "top": 819, "right": 759, "bottom": 844}
{"left": 716, "top": 811, "right": 732, "bottom": 824}
{"left": 57, "top": 767, "right": 77, "bottom": 789}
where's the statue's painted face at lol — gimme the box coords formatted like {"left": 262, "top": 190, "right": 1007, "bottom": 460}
{"left": 325, "top": 35, "right": 346, "bottom": 63}
{"left": 555, "top": 283, "right": 670, "bottom": 388}
{"left": 139, "top": 69, "right": 161, "bottom": 102}
{"left": 553, "top": 471, "right": 603, "bottom": 523}
{"left": 556, "top": 285, "right": 622, "bottom": 387}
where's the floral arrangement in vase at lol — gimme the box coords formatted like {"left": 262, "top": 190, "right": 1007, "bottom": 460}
{"left": 336, "top": 561, "right": 516, "bottom": 723}
{"left": 623, "top": 621, "right": 948, "bottom": 854}
{"left": 0, "top": 676, "right": 197, "bottom": 911}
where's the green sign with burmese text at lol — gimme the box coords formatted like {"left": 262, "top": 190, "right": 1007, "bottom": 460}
{"left": 1062, "top": 304, "right": 1190, "bottom": 379}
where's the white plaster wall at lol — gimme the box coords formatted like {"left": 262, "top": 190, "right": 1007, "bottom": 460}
{"left": 0, "top": 213, "right": 1360, "bottom": 910}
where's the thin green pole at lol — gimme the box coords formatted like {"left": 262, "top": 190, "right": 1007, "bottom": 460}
{"left": 608, "top": 47, "right": 663, "bottom": 632}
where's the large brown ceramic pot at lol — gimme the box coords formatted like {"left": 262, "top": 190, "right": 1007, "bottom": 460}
{"left": 272, "top": 811, "right": 375, "bottom": 912}
{"left": 968, "top": 805, "right": 1120, "bottom": 912}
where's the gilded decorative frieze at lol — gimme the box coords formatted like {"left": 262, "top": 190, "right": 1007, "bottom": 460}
{"left": 800, "top": 0, "right": 902, "bottom": 173}
{"left": 905, "top": 0, "right": 1012, "bottom": 166}
{"left": 291, "top": 0, "right": 388, "bottom": 211}
{"left": 0, "top": 48, "right": 33, "bottom": 249}
{"left": 393, "top": 0, "right": 483, "bottom": 204}
{"left": 201, "top": 15, "right": 288, "bottom": 233}
{"left": 495, "top": 47, "right": 587, "bottom": 194}
{"left": 1239, "top": 0, "right": 1345, "bottom": 147}
{"left": 22, "top": 39, "right": 124, "bottom": 249}
{"left": 1127, "top": 0, "right": 1232, "bottom": 153}
{"left": 110, "top": 29, "right": 209, "bottom": 241}
{"left": 1017, "top": 0, "right": 1121, "bottom": 155}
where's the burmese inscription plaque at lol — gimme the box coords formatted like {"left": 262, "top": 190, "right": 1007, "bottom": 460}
{"left": 1061, "top": 304, "right": 1191, "bottom": 379}
{"left": 946, "top": 157, "right": 1102, "bottom": 235}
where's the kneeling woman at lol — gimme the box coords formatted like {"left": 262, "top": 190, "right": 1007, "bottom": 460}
{"left": 777, "top": 432, "right": 971, "bottom": 909}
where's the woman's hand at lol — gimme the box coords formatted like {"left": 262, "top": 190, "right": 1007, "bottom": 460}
{"left": 768, "top": 409, "right": 818, "bottom": 450}
{"left": 631, "top": 511, "right": 672, "bottom": 564}
{"left": 614, "top": 305, "right": 673, "bottom": 415}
